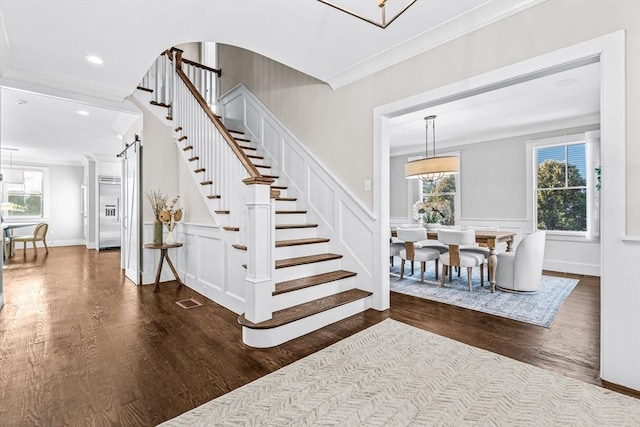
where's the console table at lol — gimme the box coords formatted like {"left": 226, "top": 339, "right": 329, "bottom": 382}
{"left": 144, "top": 242, "right": 183, "bottom": 292}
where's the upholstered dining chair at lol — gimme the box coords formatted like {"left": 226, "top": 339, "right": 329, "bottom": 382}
{"left": 437, "top": 229, "right": 485, "bottom": 291}
{"left": 396, "top": 227, "right": 442, "bottom": 283}
{"left": 495, "top": 231, "right": 546, "bottom": 293}
{"left": 390, "top": 229, "right": 404, "bottom": 266}
{"left": 460, "top": 225, "right": 499, "bottom": 281}
{"left": 12, "top": 223, "right": 49, "bottom": 256}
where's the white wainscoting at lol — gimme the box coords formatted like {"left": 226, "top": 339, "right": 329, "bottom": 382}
{"left": 142, "top": 222, "right": 245, "bottom": 314}
{"left": 219, "top": 85, "right": 380, "bottom": 306}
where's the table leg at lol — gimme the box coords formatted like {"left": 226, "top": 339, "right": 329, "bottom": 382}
{"left": 488, "top": 245, "right": 497, "bottom": 293}
{"left": 506, "top": 238, "right": 514, "bottom": 252}
{"left": 153, "top": 249, "right": 166, "bottom": 292}
{"left": 164, "top": 251, "right": 183, "bottom": 288}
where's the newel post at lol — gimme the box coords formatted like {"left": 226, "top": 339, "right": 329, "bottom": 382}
{"left": 242, "top": 177, "right": 275, "bottom": 323}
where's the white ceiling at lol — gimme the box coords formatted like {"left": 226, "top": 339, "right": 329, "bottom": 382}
{"left": 1, "top": 87, "right": 140, "bottom": 164}
{"left": 0, "top": 0, "right": 561, "bottom": 163}
{"left": 389, "top": 61, "right": 601, "bottom": 155}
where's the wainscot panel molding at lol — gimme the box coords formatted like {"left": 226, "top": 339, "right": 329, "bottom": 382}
{"left": 219, "top": 85, "right": 379, "bottom": 306}
{"left": 142, "top": 222, "right": 245, "bottom": 314}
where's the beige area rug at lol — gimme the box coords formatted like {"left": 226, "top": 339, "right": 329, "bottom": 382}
{"left": 161, "top": 319, "right": 640, "bottom": 426}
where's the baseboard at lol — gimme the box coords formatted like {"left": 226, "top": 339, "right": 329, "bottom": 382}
{"left": 543, "top": 259, "right": 600, "bottom": 277}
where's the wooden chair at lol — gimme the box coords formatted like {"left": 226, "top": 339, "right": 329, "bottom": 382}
{"left": 12, "top": 223, "right": 49, "bottom": 255}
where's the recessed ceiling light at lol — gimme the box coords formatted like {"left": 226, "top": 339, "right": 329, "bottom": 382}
{"left": 77, "top": 110, "right": 90, "bottom": 116}
{"left": 86, "top": 55, "right": 103, "bottom": 65}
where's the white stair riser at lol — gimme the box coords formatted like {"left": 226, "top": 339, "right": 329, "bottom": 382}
{"left": 242, "top": 296, "right": 372, "bottom": 348}
{"left": 249, "top": 157, "right": 267, "bottom": 167}
{"left": 275, "top": 228, "right": 318, "bottom": 241}
{"left": 271, "top": 276, "right": 357, "bottom": 312}
{"left": 275, "top": 242, "right": 329, "bottom": 259}
{"left": 274, "top": 200, "right": 297, "bottom": 210}
{"left": 276, "top": 213, "right": 307, "bottom": 224}
{"left": 273, "top": 258, "right": 342, "bottom": 283}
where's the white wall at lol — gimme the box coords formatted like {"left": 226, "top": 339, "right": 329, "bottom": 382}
{"left": 218, "top": 1, "right": 639, "bottom": 237}
{"left": 9, "top": 162, "right": 84, "bottom": 246}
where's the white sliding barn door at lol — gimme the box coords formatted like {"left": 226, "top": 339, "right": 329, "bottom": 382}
{"left": 121, "top": 139, "right": 142, "bottom": 285}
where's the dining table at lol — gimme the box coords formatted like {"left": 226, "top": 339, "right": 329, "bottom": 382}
{"left": 391, "top": 228, "right": 517, "bottom": 293}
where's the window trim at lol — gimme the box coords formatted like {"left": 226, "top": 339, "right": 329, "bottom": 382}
{"left": 1, "top": 165, "right": 49, "bottom": 222}
{"left": 526, "top": 133, "right": 598, "bottom": 239}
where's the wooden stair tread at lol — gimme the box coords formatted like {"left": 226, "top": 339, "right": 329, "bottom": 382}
{"left": 174, "top": 126, "right": 182, "bottom": 132}
{"left": 275, "top": 253, "right": 342, "bottom": 269}
{"left": 271, "top": 185, "right": 287, "bottom": 190}
{"left": 263, "top": 175, "right": 279, "bottom": 179}
{"left": 233, "top": 244, "right": 247, "bottom": 251}
{"left": 189, "top": 156, "right": 199, "bottom": 161}
{"left": 235, "top": 137, "right": 251, "bottom": 142}
{"left": 238, "top": 289, "right": 371, "bottom": 329}
{"left": 276, "top": 223, "right": 318, "bottom": 229}
{"left": 215, "top": 210, "right": 230, "bottom": 214}
{"left": 200, "top": 181, "right": 213, "bottom": 186}
{"left": 238, "top": 145, "right": 257, "bottom": 151}
{"left": 274, "top": 269, "right": 357, "bottom": 295}
{"left": 207, "top": 195, "right": 221, "bottom": 199}
{"left": 182, "top": 145, "right": 193, "bottom": 151}
{"left": 255, "top": 164, "right": 272, "bottom": 169}
{"left": 178, "top": 136, "right": 188, "bottom": 142}
{"left": 223, "top": 226, "right": 239, "bottom": 231}
{"left": 150, "top": 100, "right": 170, "bottom": 108}
{"left": 137, "top": 86, "right": 153, "bottom": 93}
{"left": 247, "top": 154, "right": 264, "bottom": 159}
{"left": 276, "top": 197, "right": 297, "bottom": 202}
{"left": 276, "top": 210, "right": 307, "bottom": 214}
{"left": 194, "top": 168, "right": 205, "bottom": 173}
{"left": 276, "top": 237, "right": 329, "bottom": 247}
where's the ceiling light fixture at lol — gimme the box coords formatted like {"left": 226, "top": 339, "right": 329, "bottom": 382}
{"left": 77, "top": 110, "right": 90, "bottom": 116}
{"left": 86, "top": 55, "right": 104, "bottom": 65}
{"left": 1, "top": 148, "right": 25, "bottom": 184}
{"left": 318, "top": 0, "right": 416, "bottom": 29}
{"left": 405, "top": 115, "right": 459, "bottom": 183}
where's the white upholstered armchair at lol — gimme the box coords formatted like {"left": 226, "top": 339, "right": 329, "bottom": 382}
{"left": 495, "top": 231, "right": 546, "bottom": 293}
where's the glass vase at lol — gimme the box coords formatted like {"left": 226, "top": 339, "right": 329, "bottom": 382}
{"left": 153, "top": 219, "right": 163, "bottom": 245}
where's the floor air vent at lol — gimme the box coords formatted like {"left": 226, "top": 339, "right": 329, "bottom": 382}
{"left": 175, "top": 299, "right": 203, "bottom": 309}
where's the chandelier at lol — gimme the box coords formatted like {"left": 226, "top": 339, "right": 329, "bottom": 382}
{"left": 318, "top": 0, "right": 417, "bottom": 29}
{"left": 405, "top": 115, "right": 459, "bottom": 182}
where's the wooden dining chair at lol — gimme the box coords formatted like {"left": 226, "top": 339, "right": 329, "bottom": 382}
{"left": 12, "top": 223, "right": 49, "bottom": 256}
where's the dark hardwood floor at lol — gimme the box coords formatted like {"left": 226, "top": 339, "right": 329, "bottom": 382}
{"left": 0, "top": 246, "right": 635, "bottom": 426}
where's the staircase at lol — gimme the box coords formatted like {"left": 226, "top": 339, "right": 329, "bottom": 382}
{"left": 136, "top": 47, "right": 372, "bottom": 347}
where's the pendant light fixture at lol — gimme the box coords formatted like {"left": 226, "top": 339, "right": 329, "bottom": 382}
{"left": 1, "top": 148, "right": 24, "bottom": 184}
{"left": 405, "top": 115, "right": 459, "bottom": 182}
{"left": 318, "top": 0, "right": 417, "bottom": 29}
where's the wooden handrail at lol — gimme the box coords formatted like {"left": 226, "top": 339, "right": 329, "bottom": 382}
{"left": 172, "top": 49, "right": 268, "bottom": 182}
{"left": 182, "top": 57, "right": 222, "bottom": 77}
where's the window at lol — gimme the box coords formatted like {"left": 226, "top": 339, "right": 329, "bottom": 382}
{"left": 2, "top": 169, "right": 45, "bottom": 218}
{"left": 418, "top": 175, "right": 456, "bottom": 225}
{"left": 535, "top": 143, "right": 588, "bottom": 232}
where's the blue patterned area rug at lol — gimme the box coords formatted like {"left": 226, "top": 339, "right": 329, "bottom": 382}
{"left": 390, "top": 263, "right": 579, "bottom": 328}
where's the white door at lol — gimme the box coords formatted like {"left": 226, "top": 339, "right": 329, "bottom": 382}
{"left": 121, "top": 138, "right": 141, "bottom": 284}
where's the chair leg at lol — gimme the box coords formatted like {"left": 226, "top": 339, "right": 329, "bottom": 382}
{"left": 480, "top": 264, "right": 484, "bottom": 288}
{"left": 390, "top": 256, "right": 394, "bottom": 266}
{"left": 23, "top": 241, "right": 27, "bottom": 256}
{"left": 449, "top": 265, "right": 453, "bottom": 283}
{"left": 411, "top": 261, "right": 414, "bottom": 276}
{"left": 435, "top": 259, "right": 439, "bottom": 280}
{"left": 33, "top": 240, "right": 37, "bottom": 255}
{"left": 420, "top": 262, "right": 425, "bottom": 283}
{"left": 467, "top": 267, "right": 473, "bottom": 291}
{"left": 400, "top": 259, "right": 405, "bottom": 279}
{"left": 440, "top": 265, "right": 447, "bottom": 287}
{"left": 457, "top": 266, "right": 461, "bottom": 277}
{"left": 43, "top": 239, "right": 49, "bottom": 253}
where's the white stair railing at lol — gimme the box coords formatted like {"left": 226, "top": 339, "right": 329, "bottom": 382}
{"left": 138, "top": 48, "right": 276, "bottom": 324}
